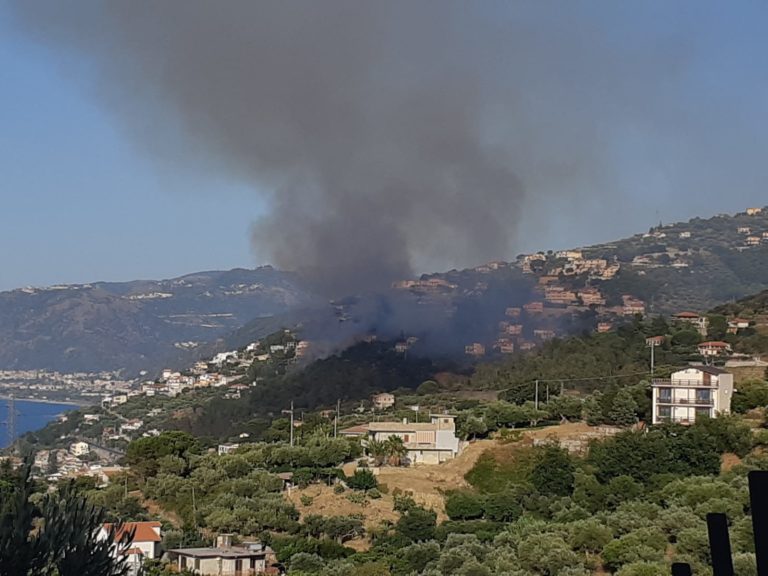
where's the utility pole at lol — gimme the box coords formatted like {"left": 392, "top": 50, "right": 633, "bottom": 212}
{"left": 334, "top": 399, "right": 340, "bottom": 438}
{"left": 647, "top": 339, "right": 660, "bottom": 376}
{"left": 2, "top": 396, "right": 17, "bottom": 449}
{"left": 290, "top": 401, "right": 294, "bottom": 447}
{"left": 534, "top": 380, "right": 539, "bottom": 411}
{"left": 546, "top": 384, "right": 550, "bottom": 404}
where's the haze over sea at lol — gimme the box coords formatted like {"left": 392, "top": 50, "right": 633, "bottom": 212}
{"left": 0, "top": 399, "right": 77, "bottom": 449}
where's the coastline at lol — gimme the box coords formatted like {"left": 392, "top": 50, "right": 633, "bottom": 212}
{"left": 0, "top": 395, "right": 89, "bottom": 408}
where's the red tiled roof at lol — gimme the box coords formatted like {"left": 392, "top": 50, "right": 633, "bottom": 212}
{"left": 674, "top": 311, "right": 700, "bottom": 318}
{"left": 699, "top": 341, "right": 730, "bottom": 347}
{"left": 104, "top": 521, "right": 161, "bottom": 543}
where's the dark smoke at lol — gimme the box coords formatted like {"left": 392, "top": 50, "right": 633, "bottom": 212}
{"left": 9, "top": 1, "right": 767, "bottom": 296}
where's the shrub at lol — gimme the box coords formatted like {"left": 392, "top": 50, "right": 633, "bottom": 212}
{"left": 300, "top": 495, "right": 314, "bottom": 507}
{"left": 345, "top": 492, "right": 366, "bottom": 505}
{"left": 346, "top": 469, "right": 378, "bottom": 491}
{"left": 445, "top": 491, "right": 485, "bottom": 520}
{"left": 333, "top": 484, "right": 345, "bottom": 495}
{"left": 367, "top": 488, "right": 382, "bottom": 499}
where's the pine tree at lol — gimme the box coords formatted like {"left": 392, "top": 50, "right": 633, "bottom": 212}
{"left": 0, "top": 458, "right": 132, "bottom": 576}
{"left": 607, "top": 388, "right": 639, "bottom": 427}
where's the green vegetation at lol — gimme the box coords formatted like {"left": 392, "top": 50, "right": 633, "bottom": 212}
{"left": 0, "top": 460, "right": 133, "bottom": 576}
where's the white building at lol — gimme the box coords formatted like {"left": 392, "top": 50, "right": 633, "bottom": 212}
{"left": 372, "top": 392, "right": 395, "bottom": 410}
{"left": 98, "top": 521, "right": 162, "bottom": 561}
{"left": 651, "top": 366, "right": 734, "bottom": 425}
{"left": 365, "top": 414, "right": 461, "bottom": 465}
{"left": 70, "top": 441, "right": 90, "bottom": 457}
{"left": 217, "top": 443, "right": 240, "bottom": 455}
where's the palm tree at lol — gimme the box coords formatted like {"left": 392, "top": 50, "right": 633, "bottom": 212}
{"left": 366, "top": 439, "right": 387, "bottom": 466}
{"left": 385, "top": 435, "right": 408, "bottom": 467}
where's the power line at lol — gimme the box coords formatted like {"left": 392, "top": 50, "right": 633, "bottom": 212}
{"left": 498, "top": 365, "right": 678, "bottom": 396}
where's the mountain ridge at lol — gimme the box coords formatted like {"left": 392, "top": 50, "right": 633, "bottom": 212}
{"left": 2, "top": 207, "right": 768, "bottom": 373}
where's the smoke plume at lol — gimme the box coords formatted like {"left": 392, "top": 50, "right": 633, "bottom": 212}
{"left": 10, "top": 1, "right": 768, "bottom": 294}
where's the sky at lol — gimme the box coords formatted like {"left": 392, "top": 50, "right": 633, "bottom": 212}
{"left": 1, "top": 2, "right": 767, "bottom": 292}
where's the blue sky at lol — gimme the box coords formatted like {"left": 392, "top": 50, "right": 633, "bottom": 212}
{"left": 1, "top": 2, "right": 767, "bottom": 291}
{"left": 0, "top": 11, "right": 267, "bottom": 290}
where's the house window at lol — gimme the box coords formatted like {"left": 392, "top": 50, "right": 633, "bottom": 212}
{"left": 403, "top": 435, "right": 410, "bottom": 443}
{"left": 657, "top": 388, "right": 672, "bottom": 402}
{"left": 695, "top": 389, "right": 712, "bottom": 404}
{"left": 657, "top": 406, "right": 671, "bottom": 419}
{"left": 695, "top": 407, "right": 711, "bottom": 418}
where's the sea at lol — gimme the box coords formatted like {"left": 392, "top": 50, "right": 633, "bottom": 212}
{"left": 0, "top": 398, "right": 79, "bottom": 449}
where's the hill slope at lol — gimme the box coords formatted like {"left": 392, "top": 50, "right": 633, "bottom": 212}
{"left": 0, "top": 267, "right": 314, "bottom": 373}
{"left": 4, "top": 207, "right": 768, "bottom": 374}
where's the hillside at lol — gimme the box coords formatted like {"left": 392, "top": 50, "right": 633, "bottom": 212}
{"left": 0, "top": 267, "right": 314, "bottom": 373}
{"left": 4, "top": 207, "right": 768, "bottom": 375}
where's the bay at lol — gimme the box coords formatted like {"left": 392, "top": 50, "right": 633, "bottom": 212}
{"left": 0, "top": 398, "right": 79, "bottom": 449}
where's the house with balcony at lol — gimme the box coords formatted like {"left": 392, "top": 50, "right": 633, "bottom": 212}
{"left": 651, "top": 366, "right": 733, "bottom": 425}
{"left": 672, "top": 311, "right": 709, "bottom": 336}
{"left": 364, "top": 414, "right": 461, "bottom": 465}
{"left": 698, "top": 341, "right": 732, "bottom": 357}
{"left": 372, "top": 392, "right": 396, "bottom": 410}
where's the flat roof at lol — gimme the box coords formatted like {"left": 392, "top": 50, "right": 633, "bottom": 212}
{"left": 368, "top": 422, "right": 437, "bottom": 433}
{"left": 169, "top": 547, "right": 267, "bottom": 559}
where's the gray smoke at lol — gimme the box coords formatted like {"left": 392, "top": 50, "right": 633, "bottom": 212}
{"left": 9, "top": 1, "right": 767, "bottom": 294}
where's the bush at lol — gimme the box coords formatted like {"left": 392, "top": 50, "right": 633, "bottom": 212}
{"left": 483, "top": 490, "right": 522, "bottom": 522}
{"left": 530, "top": 445, "right": 576, "bottom": 496}
{"left": 345, "top": 492, "right": 366, "bottom": 505}
{"left": 346, "top": 469, "right": 378, "bottom": 491}
{"left": 300, "top": 495, "right": 314, "bottom": 507}
{"left": 333, "top": 484, "right": 345, "bottom": 495}
{"left": 367, "top": 488, "right": 382, "bottom": 499}
{"left": 396, "top": 507, "right": 437, "bottom": 542}
{"left": 445, "top": 491, "right": 485, "bottom": 520}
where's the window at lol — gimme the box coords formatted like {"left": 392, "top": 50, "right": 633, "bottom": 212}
{"left": 657, "top": 406, "right": 671, "bottom": 419}
{"left": 657, "top": 388, "right": 672, "bottom": 402}
{"left": 696, "top": 389, "right": 712, "bottom": 404}
{"left": 695, "top": 407, "right": 711, "bottom": 418}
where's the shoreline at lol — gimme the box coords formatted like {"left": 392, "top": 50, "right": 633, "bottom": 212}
{"left": 0, "top": 395, "right": 90, "bottom": 408}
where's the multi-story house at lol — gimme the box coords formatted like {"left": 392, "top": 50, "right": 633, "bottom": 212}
{"left": 464, "top": 343, "right": 486, "bottom": 356}
{"left": 365, "top": 414, "right": 461, "bottom": 465}
{"left": 372, "top": 392, "right": 396, "bottom": 410}
{"left": 651, "top": 366, "right": 734, "bottom": 425}
{"left": 698, "top": 341, "right": 732, "bottom": 357}
{"left": 672, "top": 311, "right": 709, "bottom": 337}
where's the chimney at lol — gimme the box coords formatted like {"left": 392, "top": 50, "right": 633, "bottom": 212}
{"left": 402, "top": 418, "right": 408, "bottom": 424}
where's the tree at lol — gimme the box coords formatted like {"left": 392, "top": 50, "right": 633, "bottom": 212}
{"left": 445, "top": 491, "right": 485, "bottom": 521}
{"left": 366, "top": 439, "right": 387, "bottom": 466}
{"left": 384, "top": 436, "right": 408, "bottom": 466}
{"left": 732, "top": 380, "right": 768, "bottom": 413}
{"left": 346, "top": 469, "right": 377, "bottom": 492}
{"left": 0, "top": 461, "right": 133, "bottom": 576}
{"left": 530, "top": 445, "right": 575, "bottom": 496}
{"left": 582, "top": 392, "right": 604, "bottom": 426}
{"left": 462, "top": 416, "right": 488, "bottom": 440}
{"left": 396, "top": 507, "right": 436, "bottom": 542}
{"left": 483, "top": 490, "right": 522, "bottom": 522}
{"left": 569, "top": 520, "right": 613, "bottom": 553}
{"left": 607, "top": 389, "right": 638, "bottom": 427}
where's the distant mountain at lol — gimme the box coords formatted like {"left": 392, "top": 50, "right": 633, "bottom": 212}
{"left": 0, "top": 267, "right": 315, "bottom": 373}
{"left": 4, "top": 207, "right": 768, "bottom": 374}
{"left": 224, "top": 207, "right": 768, "bottom": 359}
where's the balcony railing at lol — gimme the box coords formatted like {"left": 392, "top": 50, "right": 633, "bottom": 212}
{"left": 656, "top": 397, "right": 714, "bottom": 406}
{"left": 652, "top": 378, "right": 718, "bottom": 388}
